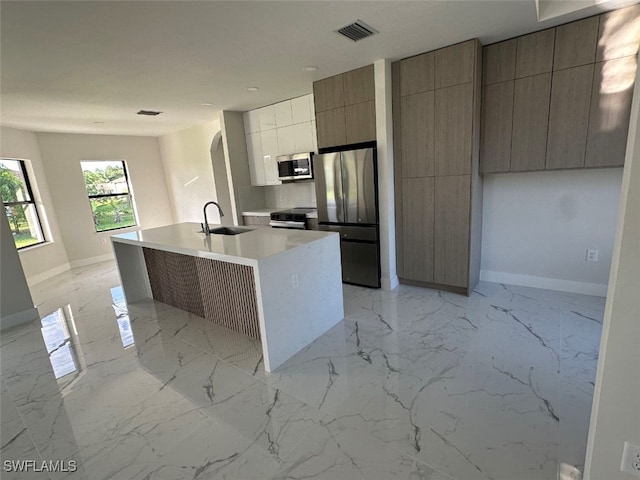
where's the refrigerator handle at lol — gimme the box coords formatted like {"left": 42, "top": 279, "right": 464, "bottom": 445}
{"left": 334, "top": 155, "right": 345, "bottom": 223}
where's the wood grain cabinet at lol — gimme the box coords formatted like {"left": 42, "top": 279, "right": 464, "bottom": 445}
{"left": 313, "top": 65, "right": 376, "bottom": 149}
{"left": 435, "top": 83, "right": 473, "bottom": 176}
{"left": 482, "top": 39, "right": 516, "bottom": 85}
{"left": 546, "top": 64, "right": 594, "bottom": 169}
{"left": 434, "top": 175, "right": 471, "bottom": 288}
{"left": 511, "top": 74, "right": 551, "bottom": 172}
{"left": 586, "top": 57, "right": 637, "bottom": 167}
{"left": 394, "top": 39, "right": 482, "bottom": 295}
{"left": 401, "top": 92, "right": 435, "bottom": 177}
{"left": 480, "top": 5, "right": 639, "bottom": 174}
{"left": 516, "top": 29, "right": 555, "bottom": 78}
{"left": 480, "top": 81, "right": 514, "bottom": 173}
{"left": 400, "top": 177, "right": 435, "bottom": 283}
{"left": 554, "top": 16, "right": 599, "bottom": 71}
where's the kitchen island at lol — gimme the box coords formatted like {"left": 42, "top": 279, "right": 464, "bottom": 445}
{"left": 111, "top": 222, "right": 344, "bottom": 371}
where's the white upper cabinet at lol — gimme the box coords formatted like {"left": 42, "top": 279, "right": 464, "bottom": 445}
{"left": 291, "top": 95, "right": 313, "bottom": 124}
{"left": 277, "top": 126, "right": 296, "bottom": 155}
{"left": 244, "top": 93, "right": 317, "bottom": 186}
{"left": 258, "top": 105, "right": 276, "bottom": 131}
{"left": 291, "top": 122, "right": 314, "bottom": 152}
{"left": 245, "top": 133, "right": 265, "bottom": 185}
{"left": 275, "top": 101, "right": 293, "bottom": 127}
{"left": 260, "top": 129, "right": 281, "bottom": 185}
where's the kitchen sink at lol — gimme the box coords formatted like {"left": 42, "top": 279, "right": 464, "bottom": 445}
{"left": 201, "top": 226, "right": 253, "bottom": 236}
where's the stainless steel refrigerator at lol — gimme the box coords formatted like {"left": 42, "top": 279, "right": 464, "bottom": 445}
{"left": 314, "top": 147, "right": 380, "bottom": 288}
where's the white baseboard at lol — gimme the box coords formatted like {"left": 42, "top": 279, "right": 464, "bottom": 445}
{"left": 26, "top": 263, "right": 71, "bottom": 287}
{"left": 381, "top": 275, "right": 400, "bottom": 291}
{"left": 69, "top": 253, "right": 114, "bottom": 269}
{"left": 480, "top": 270, "right": 608, "bottom": 297}
{"left": 1, "top": 307, "right": 39, "bottom": 331}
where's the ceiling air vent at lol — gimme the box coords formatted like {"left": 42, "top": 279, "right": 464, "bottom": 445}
{"left": 335, "top": 20, "right": 378, "bottom": 42}
{"left": 137, "top": 110, "right": 162, "bottom": 116}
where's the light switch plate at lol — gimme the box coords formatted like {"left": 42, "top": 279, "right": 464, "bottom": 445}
{"left": 586, "top": 249, "right": 599, "bottom": 262}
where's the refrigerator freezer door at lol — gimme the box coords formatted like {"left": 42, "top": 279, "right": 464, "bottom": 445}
{"left": 340, "top": 240, "right": 380, "bottom": 288}
{"left": 314, "top": 152, "right": 344, "bottom": 223}
{"left": 341, "top": 148, "right": 377, "bottom": 224}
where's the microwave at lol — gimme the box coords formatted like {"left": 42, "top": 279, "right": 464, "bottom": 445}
{"left": 277, "top": 153, "right": 313, "bottom": 182}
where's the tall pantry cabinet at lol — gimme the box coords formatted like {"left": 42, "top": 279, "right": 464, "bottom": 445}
{"left": 393, "top": 39, "right": 483, "bottom": 295}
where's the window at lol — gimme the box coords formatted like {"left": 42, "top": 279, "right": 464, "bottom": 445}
{"left": 0, "top": 159, "right": 46, "bottom": 249}
{"left": 81, "top": 160, "right": 136, "bottom": 232}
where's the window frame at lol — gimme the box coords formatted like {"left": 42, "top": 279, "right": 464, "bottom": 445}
{"left": 81, "top": 160, "right": 138, "bottom": 233}
{"left": 1, "top": 158, "right": 46, "bottom": 250}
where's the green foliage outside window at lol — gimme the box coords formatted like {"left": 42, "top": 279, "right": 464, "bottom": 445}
{"left": 81, "top": 161, "right": 136, "bottom": 232}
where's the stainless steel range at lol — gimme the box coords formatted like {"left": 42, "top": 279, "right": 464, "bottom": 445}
{"left": 269, "top": 208, "right": 316, "bottom": 230}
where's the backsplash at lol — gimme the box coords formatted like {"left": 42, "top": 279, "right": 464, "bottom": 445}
{"left": 264, "top": 182, "right": 317, "bottom": 208}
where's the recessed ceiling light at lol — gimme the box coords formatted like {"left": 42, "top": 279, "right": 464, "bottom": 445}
{"left": 302, "top": 66, "right": 319, "bottom": 72}
{"left": 201, "top": 103, "right": 215, "bottom": 107}
{"left": 247, "top": 87, "right": 259, "bottom": 92}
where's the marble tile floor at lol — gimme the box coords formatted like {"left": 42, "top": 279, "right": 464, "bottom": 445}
{"left": 0, "top": 261, "right": 605, "bottom": 480}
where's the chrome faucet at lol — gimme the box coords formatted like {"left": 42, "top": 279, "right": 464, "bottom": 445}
{"left": 202, "top": 201, "right": 224, "bottom": 235}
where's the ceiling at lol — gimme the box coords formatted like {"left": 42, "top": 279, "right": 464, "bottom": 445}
{"left": 1, "top": 0, "right": 638, "bottom": 137}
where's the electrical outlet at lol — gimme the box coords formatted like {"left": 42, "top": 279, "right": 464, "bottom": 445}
{"left": 586, "top": 249, "right": 599, "bottom": 262}
{"left": 291, "top": 273, "right": 299, "bottom": 289}
{"left": 621, "top": 441, "right": 640, "bottom": 476}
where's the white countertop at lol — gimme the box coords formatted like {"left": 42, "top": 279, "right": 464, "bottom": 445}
{"left": 241, "top": 208, "right": 279, "bottom": 217}
{"left": 111, "top": 222, "right": 334, "bottom": 265}
{"left": 242, "top": 208, "right": 318, "bottom": 219}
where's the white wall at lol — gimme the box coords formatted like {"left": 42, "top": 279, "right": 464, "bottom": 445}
{"left": 0, "top": 126, "right": 70, "bottom": 283}
{"left": 585, "top": 52, "right": 640, "bottom": 480}
{"left": 36, "top": 133, "right": 174, "bottom": 266}
{"left": 1, "top": 210, "right": 38, "bottom": 329}
{"left": 158, "top": 120, "right": 224, "bottom": 224}
{"left": 263, "top": 182, "right": 316, "bottom": 208}
{"left": 375, "top": 59, "right": 399, "bottom": 291}
{"left": 220, "top": 111, "right": 266, "bottom": 224}
{"left": 481, "top": 168, "right": 623, "bottom": 296}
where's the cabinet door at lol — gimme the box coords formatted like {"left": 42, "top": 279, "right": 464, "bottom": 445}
{"left": 553, "top": 16, "right": 599, "bottom": 70}
{"left": 316, "top": 108, "right": 346, "bottom": 149}
{"left": 313, "top": 75, "right": 344, "bottom": 112}
{"left": 434, "top": 175, "right": 470, "bottom": 288}
{"left": 343, "top": 65, "right": 375, "bottom": 105}
{"left": 401, "top": 91, "right": 435, "bottom": 177}
{"left": 275, "top": 101, "right": 293, "bottom": 128}
{"left": 516, "top": 29, "right": 555, "bottom": 78}
{"left": 546, "top": 64, "right": 594, "bottom": 169}
{"left": 435, "top": 83, "right": 473, "bottom": 176}
{"left": 260, "top": 129, "right": 281, "bottom": 184}
{"left": 277, "top": 126, "right": 295, "bottom": 155}
{"left": 597, "top": 4, "right": 640, "bottom": 61}
{"left": 480, "top": 81, "right": 514, "bottom": 173}
{"left": 257, "top": 105, "right": 277, "bottom": 131}
{"left": 482, "top": 39, "right": 516, "bottom": 85}
{"left": 291, "top": 95, "right": 313, "bottom": 124}
{"left": 586, "top": 57, "right": 636, "bottom": 167}
{"left": 246, "top": 133, "right": 265, "bottom": 186}
{"left": 291, "top": 122, "right": 314, "bottom": 153}
{"left": 345, "top": 101, "right": 376, "bottom": 144}
{"left": 511, "top": 73, "right": 551, "bottom": 172}
{"left": 401, "top": 177, "right": 434, "bottom": 283}
{"left": 435, "top": 40, "right": 475, "bottom": 89}
{"left": 400, "top": 52, "right": 435, "bottom": 96}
